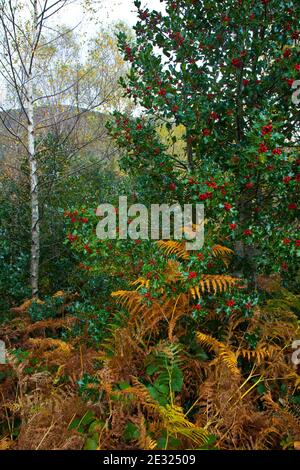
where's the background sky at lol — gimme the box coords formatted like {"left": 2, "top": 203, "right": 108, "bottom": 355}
{"left": 59, "top": 0, "right": 163, "bottom": 34}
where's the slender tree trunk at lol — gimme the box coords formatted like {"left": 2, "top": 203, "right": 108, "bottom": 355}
{"left": 28, "top": 0, "right": 39, "bottom": 297}
{"left": 27, "top": 80, "right": 39, "bottom": 297}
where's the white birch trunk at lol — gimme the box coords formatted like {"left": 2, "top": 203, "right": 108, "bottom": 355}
{"left": 27, "top": 80, "right": 39, "bottom": 297}
{"left": 28, "top": 0, "right": 39, "bottom": 297}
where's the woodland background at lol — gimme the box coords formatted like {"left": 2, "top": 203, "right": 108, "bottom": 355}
{"left": 0, "top": 0, "right": 300, "bottom": 451}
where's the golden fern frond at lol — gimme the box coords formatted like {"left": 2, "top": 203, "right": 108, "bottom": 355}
{"left": 146, "top": 438, "right": 157, "bottom": 450}
{"left": 26, "top": 316, "right": 78, "bottom": 334}
{"left": 157, "top": 240, "right": 189, "bottom": 260}
{"left": 53, "top": 290, "right": 65, "bottom": 297}
{"left": 138, "top": 416, "right": 158, "bottom": 450}
{"left": 190, "top": 275, "right": 238, "bottom": 299}
{"left": 131, "top": 278, "right": 150, "bottom": 290}
{"left": 111, "top": 290, "right": 143, "bottom": 315}
{"left": 212, "top": 244, "right": 233, "bottom": 258}
{"left": 159, "top": 404, "right": 210, "bottom": 445}
{"left": 197, "top": 331, "right": 239, "bottom": 375}
{"left": 0, "top": 438, "right": 14, "bottom": 450}
{"left": 197, "top": 331, "right": 222, "bottom": 351}
{"left": 287, "top": 372, "right": 300, "bottom": 392}
{"left": 27, "top": 338, "right": 73, "bottom": 360}
{"left": 212, "top": 244, "right": 233, "bottom": 266}
{"left": 238, "top": 345, "right": 277, "bottom": 364}
{"left": 121, "top": 378, "right": 157, "bottom": 409}
{"left": 167, "top": 295, "right": 189, "bottom": 341}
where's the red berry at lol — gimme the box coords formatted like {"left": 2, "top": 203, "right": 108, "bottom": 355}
{"left": 283, "top": 48, "right": 292, "bottom": 58}
{"left": 188, "top": 271, "right": 197, "bottom": 279}
{"left": 231, "top": 57, "right": 242, "bottom": 68}
{"left": 259, "top": 143, "right": 268, "bottom": 153}
{"left": 261, "top": 123, "right": 272, "bottom": 136}
{"left": 283, "top": 176, "right": 292, "bottom": 184}
{"left": 158, "top": 88, "right": 167, "bottom": 96}
{"left": 281, "top": 262, "right": 288, "bottom": 271}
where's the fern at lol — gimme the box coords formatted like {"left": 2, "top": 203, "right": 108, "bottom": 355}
{"left": 131, "top": 278, "right": 150, "bottom": 290}
{"left": 197, "top": 331, "right": 239, "bottom": 375}
{"left": 190, "top": 275, "right": 238, "bottom": 299}
{"left": 159, "top": 404, "right": 210, "bottom": 446}
{"left": 121, "top": 379, "right": 209, "bottom": 447}
{"left": 157, "top": 240, "right": 190, "bottom": 260}
{"left": 238, "top": 345, "right": 277, "bottom": 364}
{"left": 146, "top": 342, "right": 183, "bottom": 403}
{"left": 111, "top": 290, "right": 143, "bottom": 315}
{"left": 211, "top": 244, "right": 233, "bottom": 258}
{"left": 157, "top": 240, "right": 234, "bottom": 266}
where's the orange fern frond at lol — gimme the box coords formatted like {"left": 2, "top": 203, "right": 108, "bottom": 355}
{"left": 27, "top": 338, "right": 73, "bottom": 360}
{"left": 212, "top": 244, "right": 233, "bottom": 258}
{"left": 238, "top": 345, "right": 277, "bottom": 364}
{"left": 131, "top": 278, "right": 151, "bottom": 290}
{"left": 212, "top": 244, "right": 233, "bottom": 266}
{"left": 197, "top": 331, "right": 239, "bottom": 375}
{"left": 190, "top": 275, "right": 238, "bottom": 299}
{"left": 111, "top": 290, "right": 143, "bottom": 315}
{"left": 157, "top": 240, "right": 190, "bottom": 260}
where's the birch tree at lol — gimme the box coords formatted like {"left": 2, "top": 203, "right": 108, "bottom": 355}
{"left": 0, "top": 1, "right": 127, "bottom": 296}
{"left": 0, "top": 1, "right": 80, "bottom": 296}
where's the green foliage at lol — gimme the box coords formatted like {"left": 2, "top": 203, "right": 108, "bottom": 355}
{"left": 28, "top": 295, "right": 65, "bottom": 322}
{"left": 146, "top": 343, "right": 183, "bottom": 405}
